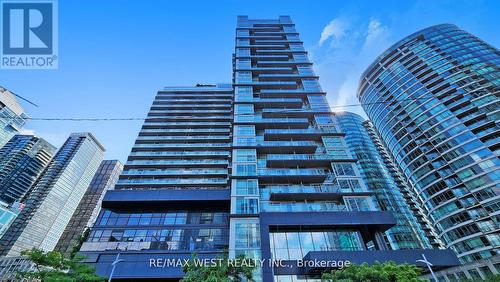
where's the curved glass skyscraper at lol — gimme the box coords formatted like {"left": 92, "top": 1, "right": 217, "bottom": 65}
{"left": 334, "top": 112, "right": 433, "bottom": 250}
{"left": 358, "top": 24, "right": 499, "bottom": 264}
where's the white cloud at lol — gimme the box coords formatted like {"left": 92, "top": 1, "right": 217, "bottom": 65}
{"left": 312, "top": 17, "right": 391, "bottom": 118}
{"left": 365, "top": 18, "right": 389, "bottom": 48}
{"left": 318, "top": 18, "right": 347, "bottom": 46}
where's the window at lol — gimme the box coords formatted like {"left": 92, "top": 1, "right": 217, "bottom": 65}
{"left": 345, "top": 197, "right": 372, "bottom": 211}
{"left": 235, "top": 125, "right": 255, "bottom": 136}
{"left": 235, "top": 104, "right": 254, "bottom": 114}
{"left": 235, "top": 179, "right": 258, "bottom": 195}
{"left": 236, "top": 71, "right": 252, "bottom": 83}
{"left": 234, "top": 149, "right": 257, "bottom": 162}
{"left": 236, "top": 198, "right": 259, "bottom": 214}
{"left": 236, "top": 48, "right": 250, "bottom": 56}
{"left": 236, "top": 59, "right": 251, "bottom": 69}
{"left": 322, "top": 136, "right": 343, "bottom": 147}
{"left": 234, "top": 164, "right": 257, "bottom": 176}
{"left": 332, "top": 163, "right": 356, "bottom": 176}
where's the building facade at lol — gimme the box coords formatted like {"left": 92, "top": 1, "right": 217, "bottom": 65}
{"left": 0, "top": 88, "right": 28, "bottom": 149}
{"left": 362, "top": 120, "right": 444, "bottom": 249}
{"left": 0, "top": 135, "right": 56, "bottom": 205}
{"left": 358, "top": 24, "right": 499, "bottom": 265}
{"left": 56, "top": 160, "right": 123, "bottom": 257}
{"left": 334, "top": 111, "right": 434, "bottom": 250}
{"left": 81, "top": 17, "right": 458, "bottom": 281}
{"left": 0, "top": 133, "right": 105, "bottom": 256}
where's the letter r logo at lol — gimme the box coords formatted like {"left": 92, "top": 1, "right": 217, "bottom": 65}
{"left": 2, "top": 2, "right": 53, "bottom": 54}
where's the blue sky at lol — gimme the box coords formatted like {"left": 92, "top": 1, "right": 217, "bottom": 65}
{"left": 1, "top": 0, "right": 499, "bottom": 162}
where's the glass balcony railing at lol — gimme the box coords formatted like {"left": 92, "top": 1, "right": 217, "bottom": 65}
{"left": 126, "top": 159, "right": 229, "bottom": 166}
{"left": 237, "top": 117, "right": 309, "bottom": 124}
{"left": 129, "top": 151, "right": 229, "bottom": 157}
{"left": 143, "top": 122, "right": 231, "bottom": 126}
{"left": 266, "top": 154, "right": 339, "bottom": 161}
{"left": 258, "top": 168, "right": 328, "bottom": 176}
{"left": 136, "top": 136, "right": 230, "bottom": 141}
{"left": 257, "top": 141, "right": 318, "bottom": 147}
{"left": 117, "top": 178, "right": 228, "bottom": 185}
{"left": 140, "top": 128, "right": 230, "bottom": 133}
{"left": 264, "top": 127, "right": 339, "bottom": 134}
{"left": 133, "top": 143, "right": 230, "bottom": 148}
{"left": 262, "top": 184, "right": 368, "bottom": 194}
{"left": 122, "top": 169, "right": 228, "bottom": 176}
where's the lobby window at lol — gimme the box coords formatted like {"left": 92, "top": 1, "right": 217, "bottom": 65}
{"left": 270, "top": 230, "right": 363, "bottom": 260}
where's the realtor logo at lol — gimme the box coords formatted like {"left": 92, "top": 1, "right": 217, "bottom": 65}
{"left": 1, "top": 0, "right": 58, "bottom": 69}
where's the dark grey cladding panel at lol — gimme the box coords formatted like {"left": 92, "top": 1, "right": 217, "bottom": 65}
{"left": 101, "top": 189, "right": 230, "bottom": 210}
{"left": 260, "top": 211, "right": 397, "bottom": 231}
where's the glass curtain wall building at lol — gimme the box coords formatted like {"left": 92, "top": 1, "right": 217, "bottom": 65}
{"left": 0, "top": 135, "right": 56, "bottom": 205}
{"left": 362, "top": 120, "right": 444, "bottom": 249}
{"left": 358, "top": 24, "right": 499, "bottom": 265}
{"left": 0, "top": 133, "right": 105, "bottom": 256}
{"left": 81, "top": 17, "right": 459, "bottom": 281}
{"left": 334, "top": 112, "right": 433, "bottom": 250}
{"left": 0, "top": 88, "right": 28, "bottom": 149}
{"left": 56, "top": 160, "right": 123, "bottom": 256}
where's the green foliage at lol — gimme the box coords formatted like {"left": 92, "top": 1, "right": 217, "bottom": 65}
{"left": 181, "top": 253, "right": 255, "bottom": 282}
{"left": 17, "top": 248, "right": 104, "bottom": 282}
{"left": 321, "top": 261, "right": 424, "bottom": 282}
{"left": 70, "top": 228, "right": 91, "bottom": 259}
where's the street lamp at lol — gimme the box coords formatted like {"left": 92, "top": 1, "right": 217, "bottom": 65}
{"left": 416, "top": 253, "right": 438, "bottom": 282}
{"left": 108, "top": 252, "right": 125, "bottom": 282}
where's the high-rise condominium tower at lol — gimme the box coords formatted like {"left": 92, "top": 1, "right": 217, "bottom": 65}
{"left": 0, "top": 88, "right": 27, "bottom": 148}
{"left": 0, "top": 135, "right": 56, "bottom": 205}
{"left": 358, "top": 24, "right": 499, "bottom": 266}
{"left": 56, "top": 160, "right": 123, "bottom": 256}
{"left": 81, "top": 17, "right": 458, "bottom": 281}
{"left": 334, "top": 112, "right": 436, "bottom": 250}
{"left": 0, "top": 133, "right": 105, "bottom": 256}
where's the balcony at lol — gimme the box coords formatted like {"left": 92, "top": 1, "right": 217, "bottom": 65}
{"left": 261, "top": 108, "right": 332, "bottom": 117}
{"left": 264, "top": 127, "right": 342, "bottom": 140}
{"left": 266, "top": 154, "right": 354, "bottom": 167}
{"left": 136, "top": 135, "right": 230, "bottom": 142}
{"left": 258, "top": 73, "right": 318, "bottom": 79}
{"left": 139, "top": 128, "right": 230, "bottom": 135}
{"left": 252, "top": 98, "right": 303, "bottom": 107}
{"left": 240, "top": 67, "right": 293, "bottom": 73}
{"left": 128, "top": 151, "right": 229, "bottom": 159}
{"left": 121, "top": 168, "right": 228, "bottom": 177}
{"left": 125, "top": 159, "right": 229, "bottom": 168}
{"left": 132, "top": 143, "right": 230, "bottom": 150}
{"left": 142, "top": 122, "right": 231, "bottom": 128}
{"left": 262, "top": 184, "right": 372, "bottom": 201}
{"left": 236, "top": 81, "right": 297, "bottom": 89}
{"left": 256, "top": 168, "right": 329, "bottom": 182}
{"left": 115, "top": 177, "right": 228, "bottom": 188}
{"left": 235, "top": 117, "right": 310, "bottom": 129}
{"left": 233, "top": 140, "right": 317, "bottom": 153}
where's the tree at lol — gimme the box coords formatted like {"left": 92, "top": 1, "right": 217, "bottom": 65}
{"left": 181, "top": 253, "right": 255, "bottom": 282}
{"left": 17, "top": 248, "right": 104, "bottom": 282}
{"left": 321, "top": 261, "right": 424, "bottom": 282}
